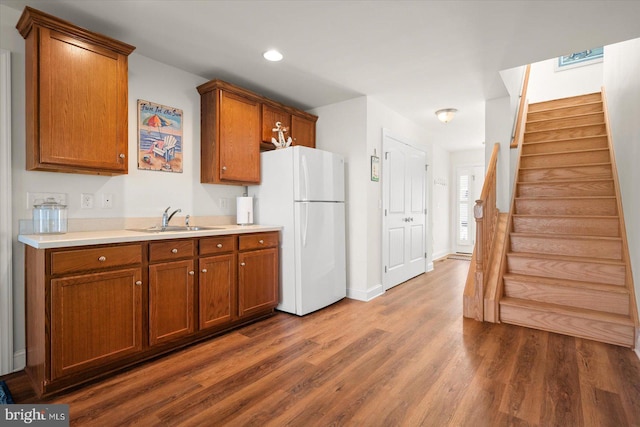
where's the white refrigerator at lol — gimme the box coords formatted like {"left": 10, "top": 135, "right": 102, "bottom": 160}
{"left": 248, "top": 146, "right": 346, "bottom": 315}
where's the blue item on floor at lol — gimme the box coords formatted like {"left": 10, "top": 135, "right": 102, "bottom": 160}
{"left": 0, "top": 380, "right": 14, "bottom": 404}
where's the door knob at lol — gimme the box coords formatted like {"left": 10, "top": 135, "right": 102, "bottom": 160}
{"left": 135, "top": 281, "right": 142, "bottom": 286}
{"left": 222, "top": 166, "right": 227, "bottom": 171}
{"left": 202, "top": 269, "right": 208, "bottom": 273}
{"left": 188, "top": 271, "right": 195, "bottom": 276}
{"left": 217, "top": 243, "right": 223, "bottom": 248}
{"left": 119, "top": 153, "right": 125, "bottom": 159}
{"left": 240, "top": 262, "right": 246, "bottom": 266}
{"left": 98, "top": 256, "right": 107, "bottom": 262}
{"left": 171, "top": 248, "right": 178, "bottom": 254}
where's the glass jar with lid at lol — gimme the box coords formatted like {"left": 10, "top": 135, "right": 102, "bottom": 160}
{"left": 33, "top": 197, "right": 67, "bottom": 234}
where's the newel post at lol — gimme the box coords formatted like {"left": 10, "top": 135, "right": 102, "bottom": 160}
{"left": 473, "top": 199, "right": 484, "bottom": 321}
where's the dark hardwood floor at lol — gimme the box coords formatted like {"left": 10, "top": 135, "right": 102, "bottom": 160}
{"left": 3, "top": 259, "right": 640, "bottom": 426}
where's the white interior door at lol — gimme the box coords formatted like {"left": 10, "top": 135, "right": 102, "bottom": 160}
{"left": 382, "top": 132, "right": 426, "bottom": 290}
{"left": 456, "top": 165, "right": 485, "bottom": 254}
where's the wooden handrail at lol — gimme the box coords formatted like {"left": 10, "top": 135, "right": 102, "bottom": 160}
{"left": 463, "top": 142, "right": 500, "bottom": 321}
{"left": 511, "top": 64, "right": 531, "bottom": 148}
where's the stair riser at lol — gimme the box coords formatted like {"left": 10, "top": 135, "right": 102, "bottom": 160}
{"left": 519, "top": 165, "right": 612, "bottom": 182}
{"left": 527, "top": 93, "right": 602, "bottom": 113}
{"left": 514, "top": 198, "right": 618, "bottom": 216}
{"left": 513, "top": 217, "right": 620, "bottom": 237}
{"left": 517, "top": 181, "right": 614, "bottom": 198}
{"left": 520, "top": 150, "right": 610, "bottom": 168}
{"left": 507, "top": 255, "right": 625, "bottom": 286}
{"left": 503, "top": 279, "right": 630, "bottom": 315}
{"left": 510, "top": 235, "right": 622, "bottom": 260}
{"left": 521, "top": 136, "right": 609, "bottom": 155}
{"left": 524, "top": 124, "right": 606, "bottom": 143}
{"left": 527, "top": 103, "right": 603, "bottom": 122}
{"left": 500, "top": 304, "right": 634, "bottom": 347}
{"left": 525, "top": 113, "right": 604, "bottom": 132}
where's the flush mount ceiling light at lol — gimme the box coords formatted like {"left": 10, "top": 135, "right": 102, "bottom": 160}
{"left": 435, "top": 108, "right": 457, "bottom": 123}
{"left": 263, "top": 49, "right": 283, "bottom": 62}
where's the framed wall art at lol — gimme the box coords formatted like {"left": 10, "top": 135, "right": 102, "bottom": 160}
{"left": 555, "top": 47, "right": 603, "bottom": 71}
{"left": 137, "top": 99, "right": 183, "bottom": 173}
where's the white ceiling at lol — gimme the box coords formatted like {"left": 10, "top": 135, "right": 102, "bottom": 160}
{"left": 2, "top": 0, "right": 640, "bottom": 152}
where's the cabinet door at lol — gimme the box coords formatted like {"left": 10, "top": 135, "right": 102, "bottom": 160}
{"left": 262, "top": 104, "right": 291, "bottom": 144}
{"left": 238, "top": 248, "right": 279, "bottom": 318}
{"left": 149, "top": 260, "right": 195, "bottom": 346}
{"left": 219, "top": 90, "right": 261, "bottom": 183}
{"left": 37, "top": 28, "right": 128, "bottom": 173}
{"left": 51, "top": 268, "right": 142, "bottom": 379}
{"left": 199, "top": 254, "right": 236, "bottom": 330}
{"left": 291, "top": 114, "right": 316, "bottom": 148}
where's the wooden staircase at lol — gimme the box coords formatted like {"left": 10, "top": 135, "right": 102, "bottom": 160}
{"left": 499, "top": 91, "right": 637, "bottom": 347}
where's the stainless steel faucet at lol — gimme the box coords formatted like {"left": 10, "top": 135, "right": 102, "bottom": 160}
{"left": 162, "top": 206, "right": 181, "bottom": 228}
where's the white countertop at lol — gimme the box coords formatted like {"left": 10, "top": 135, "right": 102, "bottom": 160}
{"left": 18, "top": 224, "right": 282, "bottom": 249}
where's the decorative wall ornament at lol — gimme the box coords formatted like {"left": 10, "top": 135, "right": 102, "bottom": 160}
{"left": 271, "top": 121, "right": 292, "bottom": 149}
{"left": 137, "top": 99, "right": 183, "bottom": 172}
{"left": 556, "top": 47, "right": 603, "bottom": 71}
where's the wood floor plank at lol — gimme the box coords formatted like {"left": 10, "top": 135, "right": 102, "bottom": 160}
{"left": 3, "top": 259, "right": 639, "bottom": 426}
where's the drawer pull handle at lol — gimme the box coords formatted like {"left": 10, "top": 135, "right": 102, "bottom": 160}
{"left": 189, "top": 271, "right": 195, "bottom": 276}
{"left": 202, "top": 269, "right": 208, "bottom": 273}
{"left": 259, "top": 239, "right": 264, "bottom": 244}
{"left": 217, "top": 243, "right": 223, "bottom": 248}
{"left": 171, "top": 248, "right": 178, "bottom": 254}
{"left": 135, "top": 281, "right": 142, "bottom": 286}
{"left": 98, "top": 256, "right": 107, "bottom": 262}
{"left": 240, "top": 262, "right": 246, "bottom": 266}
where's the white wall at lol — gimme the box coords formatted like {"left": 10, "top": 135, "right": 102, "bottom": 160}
{"left": 1, "top": 4, "right": 245, "bottom": 368}
{"left": 603, "top": 38, "right": 640, "bottom": 352}
{"left": 485, "top": 97, "right": 512, "bottom": 212}
{"left": 431, "top": 144, "right": 450, "bottom": 260}
{"left": 528, "top": 56, "right": 603, "bottom": 103}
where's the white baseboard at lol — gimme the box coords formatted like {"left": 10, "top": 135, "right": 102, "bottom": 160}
{"left": 427, "top": 262, "right": 434, "bottom": 272}
{"left": 13, "top": 348, "right": 25, "bottom": 372}
{"left": 432, "top": 251, "right": 449, "bottom": 262}
{"left": 347, "top": 284, "right": 384, "bottom": 302}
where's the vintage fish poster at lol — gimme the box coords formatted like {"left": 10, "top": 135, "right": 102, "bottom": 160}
{"left": 137, "top": 100, "right": 183, "bottom": 173}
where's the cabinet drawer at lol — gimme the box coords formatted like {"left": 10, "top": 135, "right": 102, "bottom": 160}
{"left": 200, "top": 235, "right": 237, "bottom": 255}
{"left": 149, "top": 240, "right": 195, "bottom": 262}
{"left": 51, "top": 245, "right": 142, "bottom": 275}
{"left": 239, "top": 232, "right": 279, "bottom": 251}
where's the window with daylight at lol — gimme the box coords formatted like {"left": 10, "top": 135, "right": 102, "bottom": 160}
{"left": 458, "top": 173, "right": 470, "bottom": 244}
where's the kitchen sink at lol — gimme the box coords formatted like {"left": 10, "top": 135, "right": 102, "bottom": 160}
{"left": 127, "top": 225, "right": 225, "bottom": 233}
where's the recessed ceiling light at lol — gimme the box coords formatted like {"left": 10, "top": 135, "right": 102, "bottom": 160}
{"left": 263, "top": 50, "right": 283, "bottom": 62}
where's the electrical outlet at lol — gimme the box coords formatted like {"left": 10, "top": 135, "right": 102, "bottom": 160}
{"left": 102, "top": 193, "right": 113, "bottom": 209}
{"left": 219, "top": 198, "right": 228, "bottom": 209}
{"left": 81, "top": 193, "right": 94, "bottom": 209}
{"left": 27, "top": 192, "right": 67, "bottom": 209}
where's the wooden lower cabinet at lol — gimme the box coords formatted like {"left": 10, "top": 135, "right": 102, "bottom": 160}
{"left": 50, "top": 268, "right": 143, "bottom": 380}
{"left": 149, "top": 260, "right": 195, "bottom": 346}
{"left": 199, "top": 254, "right": 236, "bottom": 330}
{"left": 24, "top": 231, "right": 279, "bottom": 396}
{"left": 238, "top": 247, "right": 279, "bottom": 318}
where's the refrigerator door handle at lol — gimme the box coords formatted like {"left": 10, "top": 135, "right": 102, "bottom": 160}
{"left": 301, "top": 202, "right": 308, "bottom": 247}
{"left": 301, "top": 154, "right": 309, "bottom": 201}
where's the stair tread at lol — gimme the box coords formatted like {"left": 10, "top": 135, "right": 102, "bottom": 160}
{"left": 519, "top": 162, "right": 611, "bottom": 171}
{"left": 500, "top": 297, "right": 633, "bottom": 325}
{"left": 526, "top": 104, "right": 603, "bottom": 119}
{"left": 503, "top": 273, "right": 629, "bottom": 294}
{"left": 526, "top": 111, "right": 604, "bottom": 125}
{"left": 507, "top": 251, "right": 625, "bottom": 266}
{"left": 510, "top": 232, "right": 621, "bottom": 242}
{"left": 524, "top": 123, "right": 605, "bottom": 135}
{"left": 521, "top": 148, "right": 609, "bottom": 158}
{"left": 513, "top": 214, "right": 619, "bottom": 219}
{"left": 515, "top": 195, "right": 616, "bottom": 200}
{"left": 522, "top": 134, "right": 607, "bottom": 145}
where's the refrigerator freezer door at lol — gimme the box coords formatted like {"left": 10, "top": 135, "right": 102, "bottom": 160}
{"left": 294, "top": 201, "right": 346, "bottom": 315}
{"left": 293, "top": 146, "right": 345, "bottom": 202}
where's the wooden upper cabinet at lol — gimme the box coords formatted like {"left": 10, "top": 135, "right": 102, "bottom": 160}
{"left": 261, "top": 104, "right": 291, "bottom": 145}
{"left": 17, "top": 7, "right": 135, "bottom": 175}
{"left": 291, "top": 114, "right": 317, "bottom": 148}
{"left": 198, "top": 80, "right": 261, "bottom": 185}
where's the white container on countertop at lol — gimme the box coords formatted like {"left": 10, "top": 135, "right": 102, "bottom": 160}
{"left": 236, "top": 196, "right": 254, "bottom": 225}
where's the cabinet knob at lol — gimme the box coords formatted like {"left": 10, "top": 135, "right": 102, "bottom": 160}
{"left": 98, "top": 256, "right": 107, "bottom": 262}
{"left": 217, "top": 243, "right": 223, "bottom": 248}
{"left": 259, "top": 239, "right": 264, "bottom": 244}
{"left": 119, "top": 153, "right": 125, "bottom": 159}
{"left": 222, "top": 166, "right": 227, "bottom": 171}
{"left": 201, "top": 269, "right": 208, "bottom": 273}
{"left": 240, "top": 262, "right": 246, "bottom": 266}
{"left": 189, "top": 271, "right": 195, "bottom": 276}
{"left": 135, "top": 281, "right": 142, "bottom": 286}
{"left": 171, "top": 248, "right": 178, "bottom": 254}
